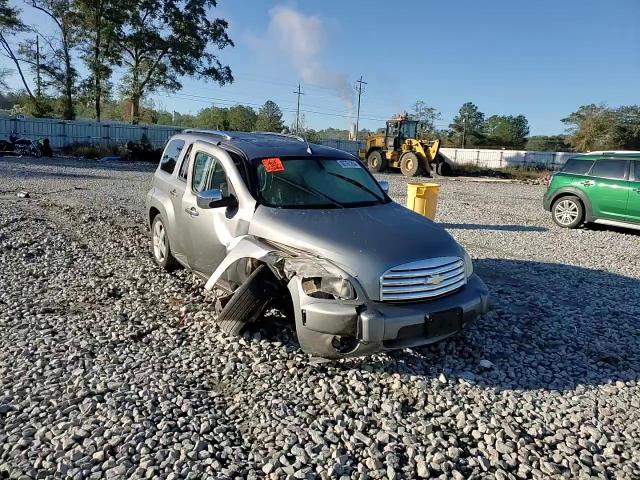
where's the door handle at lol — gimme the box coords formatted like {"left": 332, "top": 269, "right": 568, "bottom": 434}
{"left": 634, "top": 188, "right": 640, "bottom": 193}
{"left": 169, "top": 189, "right": 177, "bottom": 197}
{"left": 581, "top": 181, "right": 594, "bottom": 186}
{"left": 185, "top": 207, "right": 199, "bottom": 217}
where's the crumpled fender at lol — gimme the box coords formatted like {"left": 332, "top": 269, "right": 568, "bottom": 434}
{"left": 204, "top": 236, "right": 282, "bottom": 291}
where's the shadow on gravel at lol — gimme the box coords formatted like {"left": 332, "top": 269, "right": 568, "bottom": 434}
{"left": 441, "top": 223, "right": 547, "bottom": 232}
{"left": 337, "top": 259, "right": 640, "bottom": 391}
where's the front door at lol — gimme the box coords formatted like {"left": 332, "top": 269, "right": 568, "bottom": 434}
{"left": 587, "top": 159, "right": 631, "bottom": 221}
{"left": 627, "top": 160, "right": 640, "bottom": 223}
{"left": 181, "top": 145, "right": 244, "bottom": 276}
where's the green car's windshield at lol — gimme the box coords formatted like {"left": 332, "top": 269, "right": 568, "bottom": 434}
{"left": 254, "top": 157, "right": 388, "bottom": 208}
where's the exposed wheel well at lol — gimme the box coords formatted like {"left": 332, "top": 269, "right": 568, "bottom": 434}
{"left": 149, "top": 207, "right": 160, "bottom": 227}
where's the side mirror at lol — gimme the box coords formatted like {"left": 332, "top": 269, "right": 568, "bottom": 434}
{"left": 379, "top": 180, "right": 389, "bottom": 194}
{"left": 196, "top": 189, "right": 237, "bottom": 209}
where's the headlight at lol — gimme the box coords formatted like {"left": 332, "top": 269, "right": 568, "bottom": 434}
{"left": 302, "top": 276, "right": 356, "bottom": 300}
{"left": 463, "top": 250, "right": 474, "bottom": 278}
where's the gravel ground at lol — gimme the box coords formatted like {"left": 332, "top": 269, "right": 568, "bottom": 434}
{"left": 1, "top": 156, "right": 640, "bottom": 480}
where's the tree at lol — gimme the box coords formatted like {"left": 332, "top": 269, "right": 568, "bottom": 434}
{"left": 483, "top": 114, "right": 530, "bottom": 148}
{"left": 114, "top": 0, "right": 233, "bottom": 123}
{"left": 526, "top": 135, "right": 571, "bottom": 152}
{"left": 0, "top": 0, "right": 30, "bottom": 95}
{"left": 562, "top": 104, "right": 617, "bottom": 151}
{"left": 226, "top": 105, "right": 257, "bottom": 131}
{"left": 411, "top": 100, "right": 441, "bottom": 138}
{"left": 75, "top": 0, "right": 125, "bottom": 121}
{"left": 197, "top": 106, "right": 228, "bottom": 129}
{"left": 255, "top": 100, "right": 284, "bottom": 132}
{"left": 24, "top": 0, "right": 79, "bottom": 119}
{"left": 449, "top": 102, "right": 485, "bottom": 147}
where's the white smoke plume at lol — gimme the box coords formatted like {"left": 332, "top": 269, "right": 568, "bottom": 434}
{"left": 267, "top": 6, "right": 355, "bottom": 120}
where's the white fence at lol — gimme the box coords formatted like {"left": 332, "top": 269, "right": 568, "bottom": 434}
{"left": 0, "top": 117, "right": 578, "bottom": 168}
{"left": 439, "top": 148, "right": 574, "bottom": 170}
{"left": 0, "top": 117, "right": 182, "bottom": 149}
{"left": 317, "top": 139, "right": 575, "bottom": 170}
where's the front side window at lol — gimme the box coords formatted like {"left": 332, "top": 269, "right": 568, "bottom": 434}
{"left": 254, "top": 156, "right": 387, "bottom": 208}
{"left": 633, "top": 161, "right": 640, "bottom": 181}
{"left": 192, "top": 152, "right": 228, "bottom": 195}
{"left": 589, "top": 159, "right": 627, "bottom": 180}
{"left": 159, "top": 139, "right": 185, "bottom": 174}
{"left": 561, "top": 158, "right": 593, "bottom": 175}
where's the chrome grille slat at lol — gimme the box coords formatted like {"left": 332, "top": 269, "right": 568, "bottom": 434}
{"left": 380, "top": 256, "right": 466, "bottom": 302}
{"left": 382, "top": 272, "right": 466, "bottom": 294}
{"left": 384, "top": 260, "right": 464, "bottom": 278}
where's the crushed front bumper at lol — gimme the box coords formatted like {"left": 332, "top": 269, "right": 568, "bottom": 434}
{"left": 289, "top": 274, "right": 489, "bottom": 358}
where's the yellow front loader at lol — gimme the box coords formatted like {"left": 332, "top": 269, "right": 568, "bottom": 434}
{"left": 359, "top": 117, "right": 450, "bottom": 177}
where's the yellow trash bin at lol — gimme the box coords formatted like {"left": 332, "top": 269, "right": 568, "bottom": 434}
{"left": 406, "top": 182, "right": 439, "bottom": 220}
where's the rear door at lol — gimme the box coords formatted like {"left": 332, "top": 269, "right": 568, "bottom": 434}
{"left": 587, "top": 159, "right": 632, "bottom": 221}
{"left": 627, "top": 160, "right": 640, "bottom": 223}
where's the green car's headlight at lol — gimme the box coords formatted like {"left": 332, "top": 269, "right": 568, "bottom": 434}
{"left": 463, "top": 250, "right": 474, "bottom": 278}
{"left": 302, "top": 276, "right": 356, "bottom": 300}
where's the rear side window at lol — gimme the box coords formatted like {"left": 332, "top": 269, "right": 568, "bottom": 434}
{"left": 159, "top": 139, "right": 185, "bottom": 174}
{"left": 634, "top": 161, "right": 640, "bottom": 181}
{"left": 177, "top": 145, "right": 192, "bottom": 181}
{"left": 589, "top": 159, "right": 627, "bottom": 180}
{"left": 561, "top": 159, "right": 593, "bottom": 175}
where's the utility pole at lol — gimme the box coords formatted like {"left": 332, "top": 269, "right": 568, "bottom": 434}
{"left": 293, "top": 84, "right": 304, "bottom": 134}
{"left": 355, "top": 76, "right": 367, "bottom": 141}
{"left": 35, "top": 36, "right": 41, "bottom": 97}
{"left": 461, "top": 112, "right": 469, "bottom": 149}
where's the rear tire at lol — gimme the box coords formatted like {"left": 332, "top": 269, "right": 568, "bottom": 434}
{"left": 217, "top": 265, "right": 280, "bottom": 336}
{"left": 367, "top": 150, "right": 387, "bottom": 172}
{"left": 436, "top": 158, "right": 452, "bottom": 176}
{"left": 400, "top": 152, "right": 423, "bottom": 177}
{"left": 151, "top": 215, "right": 178, "bottom": 270}
{"left": 552, "top": 196, "right": 584, "bottom": 228}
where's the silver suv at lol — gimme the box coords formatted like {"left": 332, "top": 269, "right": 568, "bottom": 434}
{"left": 146, "top": 130, "right": 489, "bottom": 358}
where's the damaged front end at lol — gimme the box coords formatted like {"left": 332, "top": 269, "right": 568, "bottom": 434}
{"left": 204, "top": 237, "right": 375, "bottom": 359}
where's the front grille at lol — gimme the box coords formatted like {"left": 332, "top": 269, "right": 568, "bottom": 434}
{"left": 380, "top": 257, "right": 466, "bottom": 302}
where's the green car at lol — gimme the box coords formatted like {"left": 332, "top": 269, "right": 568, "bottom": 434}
{"left": 543, "top": 152, "right": 640, "bottom": 230}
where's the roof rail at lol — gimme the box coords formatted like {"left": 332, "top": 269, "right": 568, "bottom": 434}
{"left": 182, "top": 129, "right": 232, "bottom": 140}
{"left": 252, "top": 131, "right": 305, "bottom": 143}
{"left": 581, "top": 150, "right": 640, "bottom": 155}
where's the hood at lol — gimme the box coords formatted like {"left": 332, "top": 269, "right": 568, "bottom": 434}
{"left": 248, "top": 202, "right": 463, "bottom": 300}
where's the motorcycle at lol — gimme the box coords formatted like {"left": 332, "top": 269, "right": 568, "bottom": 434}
{"left": 0, "top": 132, "right": 42, "bottom": 157}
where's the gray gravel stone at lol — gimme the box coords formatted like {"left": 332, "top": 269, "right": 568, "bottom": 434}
{"left": 1, "top": 157, "right": 639, "bottom": 479}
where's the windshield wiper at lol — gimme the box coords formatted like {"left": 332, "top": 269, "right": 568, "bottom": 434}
{"left": 272, "top": 175, "right": 345, "bottom": 208}
{"left": 326, "top": 172, "right": 384, "bottom": 202}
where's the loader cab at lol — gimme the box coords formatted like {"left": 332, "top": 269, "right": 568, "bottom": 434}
{"left": 385, "top": 119, "right": 418, "bottom": 150}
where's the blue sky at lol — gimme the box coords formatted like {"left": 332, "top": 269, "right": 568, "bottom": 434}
{"left": 5, "top": 0, "right": 640, "bottom": 134}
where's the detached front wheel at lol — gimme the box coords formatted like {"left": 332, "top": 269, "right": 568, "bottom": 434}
{"left": 552, "top": 196, "right": 584, "bottom": 228}
{"left": 217, "top": 265, "right": 280, "bottom": 336}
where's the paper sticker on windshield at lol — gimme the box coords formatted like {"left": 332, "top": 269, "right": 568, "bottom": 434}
{"left": 262, "top": 157, "right": 285, "bottom": 173}
{"left": 337, "top": 159, "right": 361, "bottom": 169}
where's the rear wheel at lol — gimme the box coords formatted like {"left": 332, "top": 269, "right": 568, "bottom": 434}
{"left": 151, "top": 215, "right": 178, "bottom": 270}
{"left": 400, "top": 152, "right": 423, "bottom": 177}
{"left": 217, "top": 264, "right": 280, "bottom": 336}
{"left": 367, "top": 150, "right": 387, "bottom": 172}
{"left": 552, "top": 196, "right": 584, "bottom": 228}
{"left": 436, "top": 157, "right": 452, "bottom": 176}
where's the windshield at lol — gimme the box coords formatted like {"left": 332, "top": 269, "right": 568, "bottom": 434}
{"left": 254, "top": 157, "right": 388, "bottom": 208}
